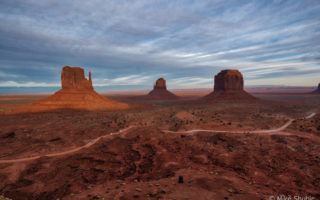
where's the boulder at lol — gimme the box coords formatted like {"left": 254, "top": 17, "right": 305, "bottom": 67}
{"left": 174, "top": 111, "right": 195, "bottom": 122}
{"left": 203, "top": 69, "right": 255, "bottom": 101}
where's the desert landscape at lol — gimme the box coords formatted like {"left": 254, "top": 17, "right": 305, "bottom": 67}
{"left": 1, "top": 1, "right": 320, "bottom": 200}
{"left": 0, "top": 66, "right": 319, "bottom": 200}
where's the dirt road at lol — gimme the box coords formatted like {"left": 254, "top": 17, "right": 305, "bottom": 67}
{"left": 0, "top": 113, "right": 317, "bottom": 164}
{"left": 0, "top": 126, "right": 135, "bottom": 164}
{"left": 163, "top": 112, "right": 317, "bottom": 135}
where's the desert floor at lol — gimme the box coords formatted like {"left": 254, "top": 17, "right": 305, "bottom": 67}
{"left": 0, "top": 93, "right": 319, "bottom": 200}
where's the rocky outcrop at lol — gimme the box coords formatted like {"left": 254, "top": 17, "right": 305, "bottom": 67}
{"left": 147, "top": 78, "right": 178, "bottom": 100}
{"left": 203, "top": 69, "right": 255, "bottom": 101}
{"left": 153, "top": 78, "right": 167, "bottom": 90}
{"left": 61, "top": 66, "right": 93, "bottom": 90}
{"left": 214, "top": 70, "right": 244, "bottom": 91}
{"left": 14, "top": 66, "right": 128, "bottom": 112}
{"left": 311, "top": 83, "right": 320, "bottom": 94}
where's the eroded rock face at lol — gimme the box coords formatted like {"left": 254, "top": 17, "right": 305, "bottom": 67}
{"left": 147, "top": 78, "right": 178, "bottom": 100}
{"left": 203, "top": 69, "right": 255, "bottom": 101}
{"left": 12, "top": 66, "right": 128, "bottom": 112}
{"left": 61, "top": 66, "right": 93, "bottom": 90}
{"left": 154, "top": 78, "right": 167, "bottom": 90}
{"left": 214, "top": 70, "right": 243, "bottom": 91}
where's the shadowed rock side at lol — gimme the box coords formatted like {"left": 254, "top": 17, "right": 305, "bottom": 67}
{"left": 11, "top": 66, "right": 128, "bottom": 112}
{"left": 203, "top": 69, "right": 256, "bottom": 101}
{"left": 311, "top": 83, "right": 320, "bottom": 94}
{"left": 147, "top": 78, "right": 178, "bottom": 100}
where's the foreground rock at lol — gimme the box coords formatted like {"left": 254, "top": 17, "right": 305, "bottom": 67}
{"left": 311, "top": 83, "right": 320, "bottom": 94}
{"left": 12, "top": 66, "right": 128, "bottom": 112}
{"left": 203, "top": 69, "right": 255, "bottom": 101}
{"left": 147, "top": 78, "right": 178, "bottom": 100}
{"left": 1, "top": 126, "right": 319, "bottom": 199}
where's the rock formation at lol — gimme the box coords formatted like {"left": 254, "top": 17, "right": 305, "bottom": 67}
{"left": 61, "top": 66, "right": 93, "bottom": 90}
{"left": 311, "top": 83, "right": 320, "bottom": 94}
{"left": 153, "top": 78, "right": 167, "bottom": 90}
{"left": 203, "top": 69, "right": 255, "bottom": 101}
{"left": 15, "top": 66, "right": 128, "bottom": 112}
{"left": 147, "top": 78, "right": 178, "bottom": 100}
{"left": 214, "top": 70, "right": 244, "bottom": 91}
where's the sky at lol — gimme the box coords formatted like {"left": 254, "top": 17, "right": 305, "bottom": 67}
{"left": 0, "top": 0, "right": 319, "bottom": 92}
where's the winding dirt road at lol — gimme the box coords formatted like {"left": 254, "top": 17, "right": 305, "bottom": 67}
{"left": 0, "top": 126, "right": 135, "bottom": 164}
{"left": 162, "top": 119, "right": 295, "bottom": 135}
{"left": 163, "top": 112, "right": 317, "bottom": 135}
{"left": 0, "top": 112, "right": 317, "bottom": 164}
{"left": 163, "top": 112, "right": 320, "bottom": 144}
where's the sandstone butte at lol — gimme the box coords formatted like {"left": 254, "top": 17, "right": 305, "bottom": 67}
{"left": 12, "top": 66, "right": 129, "bottom": 113}
{"left": 203, "top": 69, "right": 256, "bottom": 101}
{"left": 147, "top": 78, "right": 178, "bottom": 100}
{"left": 311, "top": 83, "right": 320, "bottom": 94}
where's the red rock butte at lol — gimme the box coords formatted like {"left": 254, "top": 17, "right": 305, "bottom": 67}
{"left": 61, "top": 66, "right": 93, "bottom": 90}
{"left": 147, "top": 78, "right": 178, "bottom": 100}
{"left": 13, "top": 66, "right": 128, "bottom": 112}
{"left": 311, "top": 83, "right": 320, "bottom": 94}
{"left": 203, "top": 69, "right": 256, "bottom": 101}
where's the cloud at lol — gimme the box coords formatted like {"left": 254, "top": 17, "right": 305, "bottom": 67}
{"left": 0, "top": 81, "right": 58, "bottom": 87}
{"left": 0, "top": 71, "right": 22, "bottom": 78}
{"left": 94, "top": 74, "right": 153, "bottom": 86}
{"left": 169, "top": 77, "right": 212, "bottom": 89}
{"left": 0, "top": 0, "right": 319, "bottom": 91}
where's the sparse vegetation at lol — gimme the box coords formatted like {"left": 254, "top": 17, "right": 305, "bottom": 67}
{"left": 0, "top": 195, "right": 12, "bottom": 200}
{"left": 0, "top": 94, "right": 319, "bottom": 199}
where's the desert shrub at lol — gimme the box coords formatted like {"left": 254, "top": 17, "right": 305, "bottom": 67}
{"left": 0, "top": 195, "right": 12, "bottom": 200}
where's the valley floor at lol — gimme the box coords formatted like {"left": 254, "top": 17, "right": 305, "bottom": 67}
{"left": 0, "top": 94, "right": 319, "bottom": 200}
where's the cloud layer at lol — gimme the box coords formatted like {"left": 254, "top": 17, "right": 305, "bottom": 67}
{"left": 0, "top": 0, "right": 319, "bottom": 91}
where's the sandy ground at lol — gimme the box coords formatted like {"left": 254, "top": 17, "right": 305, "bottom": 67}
{"left": 0, "top": 93, "right": 319, "bottom": 200}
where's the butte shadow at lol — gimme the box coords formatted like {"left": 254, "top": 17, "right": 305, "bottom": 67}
{"left": 10, "top": 66, "right": 129, "bottom": 113}
{"left": 202, "top": 69, "right": 257, "bottom": 102}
